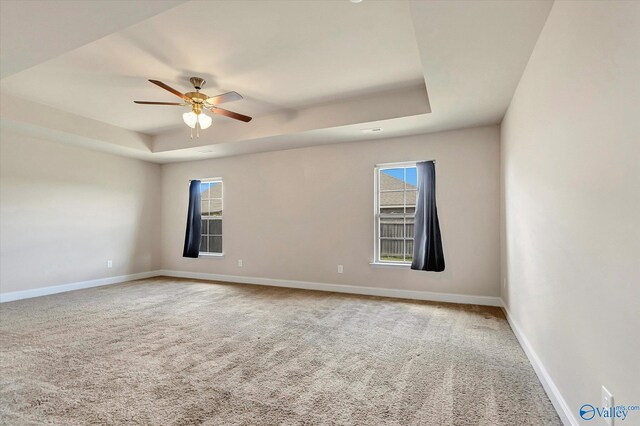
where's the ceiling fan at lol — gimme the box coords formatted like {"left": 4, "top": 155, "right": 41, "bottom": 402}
{"left": 134, "top": 77, "right": 252, "bottom": 138}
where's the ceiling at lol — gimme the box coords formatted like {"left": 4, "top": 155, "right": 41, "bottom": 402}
{"left": 0, "top": 0, "right": 553, "bottom": 163}
{"left": 0, "top": 0, "right": 186, "bottom": 79}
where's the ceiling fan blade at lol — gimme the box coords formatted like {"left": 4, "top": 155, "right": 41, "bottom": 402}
{"left": 211, "top": 107, "right": 252, "bottom": 122}
{"left": 148, "top": 79, "right": 191, "bottom": 102}
{"left": 206, "top": 91, "right": 243, "bottom": 106}
{"left": 134, "top": 101, "right": 185, "bottom": 105}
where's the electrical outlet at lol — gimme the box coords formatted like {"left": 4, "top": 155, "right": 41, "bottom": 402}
{"left": 238, "top": 259, "right": 243, "bottom": 267}
{"left": 107, "top": 260, "right": 113, "bottom": 268}
{"left": 337, "top": 265, "right": 343, "bottom": 274}
{"left": 602, "top": 386, "right": 614, "bottom": 426}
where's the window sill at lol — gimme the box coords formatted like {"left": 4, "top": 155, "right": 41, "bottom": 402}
{"left": 199, "top": 253, "right": 224, "bottom": 258}
{"left": 370, "top": 262, "right": 411, "bottom": 269}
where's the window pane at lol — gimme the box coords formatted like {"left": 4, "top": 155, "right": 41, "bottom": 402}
{"left": 200, "top": 182, "right": 211, "bottom": 198}
{"left": 209, "top": 236, "right": 222, "bottom": 253}
{"left": 209, "top": 181, "right": 223, "bottom": 198}
{"left": 376, "top": 166, "right": 416, "bottom": 263}
{"left": 405, "top": 217, "right": 414, "bottom": 239}
{"left": 199, "top": 179, "right": 223, "bottom": 254}
{"left": 405, "top": 167, "right": 417, "bottom": 190}
{"left": 405, "top": 190, "right": 417, "bottom": 212}
{"left": 379, "top": 191, "right": 405, "bottom": 214}
{"left": 380, "top": 168, "right": 405, "bottom": 191}
{"left": 210, "top": 199, "right": 222, "bottom": 216}
{"left": 380, "top": 217, "right": 404, "bottom": 238}
{"left": 380, "top": 239, "right": 405, "bottom": 262}
{"left": 201, "top": 200, "right": 211, "bottom": 216}
{"left": 380, "top": 206, "right": 405, "bottom": 214}
{"left": 405, "top": 239, "right": 414, "bottom": 262}
{"left": 209, "top": 219, "right": 222, "bottom": 235}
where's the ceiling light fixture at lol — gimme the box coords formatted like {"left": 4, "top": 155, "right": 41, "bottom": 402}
{"left": 134, "top": 77, "right": 252, "bottom": 139}
{"left": 182, "top": 111, "right": 198, "bottom": 128}
{"left": 198, "top": 112, "right": 212, "bottom": 129}
{"left": 182, "top": 111, "right": 212, "bottom": 130}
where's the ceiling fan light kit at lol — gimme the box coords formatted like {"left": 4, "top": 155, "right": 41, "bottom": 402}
{"left": 134, "top": 77, "right": 252, "bottom": 139}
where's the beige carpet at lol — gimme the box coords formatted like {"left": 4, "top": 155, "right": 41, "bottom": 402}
{"left": 0, "top": 277, "right": 560, "bottom": 425}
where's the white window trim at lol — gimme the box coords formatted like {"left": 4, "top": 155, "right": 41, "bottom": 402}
{"left": 369, "top": 261, "right": 410, "bottom": 268}
{"left": 199, "top": 177, "right": 223, "bottom": 256}
{"left": 373, "top": 161, "right": 417, "bottom": 265}
{"left": 199, "top": 253, "right": 225, "bottom": 258}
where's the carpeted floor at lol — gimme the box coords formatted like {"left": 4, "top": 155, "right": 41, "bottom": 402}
{"left": 0, "top": 277, "right": 560, "bottom": 425}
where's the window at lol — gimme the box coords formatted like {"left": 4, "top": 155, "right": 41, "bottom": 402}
{"left": 199, "top": 178, "right": 223, "bottom": 255}
{"left": 374, "top": 163, "right": 417, "bottom": 263}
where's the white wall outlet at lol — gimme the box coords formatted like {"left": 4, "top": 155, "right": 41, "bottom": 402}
{"left": 107, "top": 260, "right": 113, "bottom": 268}
{"left": 337, "top": 265, "right": 343, "bottom": 274}
{"left": 238, "top": 259, "right": 243, "bottom": 267}
{"left": 602, "top": 386, "right": 614, "bottom": 426}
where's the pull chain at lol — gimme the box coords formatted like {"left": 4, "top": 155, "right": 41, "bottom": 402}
{"left": 189, "top": 123, "right": 201, "bottom": 139}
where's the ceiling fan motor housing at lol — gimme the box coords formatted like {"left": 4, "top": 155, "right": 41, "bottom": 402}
{"left": 186, "top": 92, "right": 208, "bottom": 103}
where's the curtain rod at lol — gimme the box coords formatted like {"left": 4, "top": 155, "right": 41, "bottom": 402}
{"left": 189, "top": 177, "right": 221, "bottom": 182}
{"left": 375, "top": 160, "right": 435, "bottom": 167}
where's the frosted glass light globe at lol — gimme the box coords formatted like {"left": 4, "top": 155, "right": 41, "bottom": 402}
{"left": 198, "top": 112, "right": 212, "bottom": 130}
{"left": 182, "top": 111, "right": 197, "bottom": 128}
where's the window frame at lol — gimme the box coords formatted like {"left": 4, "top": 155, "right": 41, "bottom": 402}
{"left": 199, "top": 177, "right": 224, "bottom": 256}
{"left": 373, "top": 162, "right": 417, "bottom": 265}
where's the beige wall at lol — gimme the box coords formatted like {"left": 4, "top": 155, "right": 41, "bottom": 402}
{"left": 161, "top": 125, "right": 500, "bottom": 297}
{"left": 501, "top": 0, "right": 640, "bottom": 417}
{"left": 0, "top": 128, "right": 162, "bottom": 293}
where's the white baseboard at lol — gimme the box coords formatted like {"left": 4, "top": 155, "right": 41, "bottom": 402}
{"left": 157, "top": 269, "right": 503, "bottom": 307}
{"left": 1, "top": 268, "right": 502, "bottom": 307}
{"left": 0, "top": 270, "right": 162, "bottom": 303}
{"left": 501, "top": 299, "right": 577, "bottom": 426}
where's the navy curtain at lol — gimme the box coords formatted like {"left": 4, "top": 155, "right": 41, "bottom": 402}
{"left": 411, "top": 161, "right": 445, "bottom": 271}
{"left": 183, "top": 180, "right": 202, "bottom": 258}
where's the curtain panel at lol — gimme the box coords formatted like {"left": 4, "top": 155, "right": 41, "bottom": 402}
{"left": 183, "top": 180, "right": 202, "bottom": 258}
{"left": 411, "top": 161, "right": 445, "bottom": 271}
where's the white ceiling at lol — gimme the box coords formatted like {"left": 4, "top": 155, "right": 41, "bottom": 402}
{"left": 0, "top": 0, "right": 424, "bottom": 134}
{"left": 0, "top": 0, "right": 186, "bottom": 78}
{"left": 0, "top": 0, "right": 553, "bottom": 163}
{"left": 410, "top": 0, "right": 554, "bottom": 131}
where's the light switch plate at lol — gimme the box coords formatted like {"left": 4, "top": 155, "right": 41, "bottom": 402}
{"left": 602, "top": 386, "right": 614, "bottom": 426}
